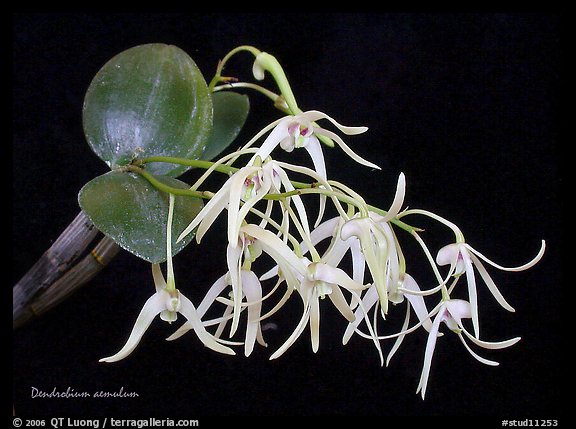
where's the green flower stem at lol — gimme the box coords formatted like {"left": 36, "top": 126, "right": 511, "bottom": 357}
{"left": 208, "top": 45, "right": 334, "bottom": 147}
{"left": 124, "top": 165, "right": 208, "bottom": 199}
{"left": 165, "top": 193, "right": 176, "bottom": 292}
{"left": 208, "top": 45, "right": 298, "bottom": 113}
{"left": 139, "top": 156, "right": 311, "bottom": 189}
{"left": 208, "top": 45, "right": 262, "bottom": 92}
{"left": 139, "top": 156, "right": 238, "bottom": 176}
{"left": 129, "top": 161, "right": 420, "bottom": 235}
{"left": 213, "top": 82, "right": 291, "bottom": 114}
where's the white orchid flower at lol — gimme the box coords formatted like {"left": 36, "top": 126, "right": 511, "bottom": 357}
{"left": 241, "top": 110, "right": 379, "bottom": 230}
{"left": 99, "top": 264, "right": 235, "bottom": 363}
{"left": 100, "top": 193, "right": 236, "bottom": 363}
{"left": 167, "top": 270, "right": 267, "bottom": 357}
{"left": 177, "top": 157, "right": 311, "bottom": 250}
{"left": 270, "top": 259, "right": 368, "bottom": 359}
{"left": 249, "top": 110, "right": 380, "bottom": 177}
{"left": 417, "top": 299, "right": 521, "bottom": 399}
{"left": 170, "top": 223, "right": 309, "bottom": 356}
{"left": 340, "top": 173, "right": 406, "bottom": 316}
{"left": 254, "top": 215, "right": 373, "bottom": 359}
{"left": 222, "top": 229, "right": 262, "bottom": 337}
{"left": 342, "top": 273, "right": 433, "bottom": 364}
{"left": 246, "top": 214, "right": 372, "bottom": 359}
{"left": 436, "top": 240, "right": 546, "bottom": 339}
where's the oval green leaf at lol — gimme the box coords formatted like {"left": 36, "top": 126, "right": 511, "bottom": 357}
{"left": 83, "top": 43, "right": 212, "bottom": 177}
{"left": 202, "top": 91, "right": 250, "bottom": 161}
{"left": 78, "top": 171, "right": 203, "bottom": 263}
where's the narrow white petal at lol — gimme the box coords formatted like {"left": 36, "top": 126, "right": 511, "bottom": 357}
{"left": 257, "top": 199, "right": 275, "bottom": 230}
{"left": 464, "top": 240, "right": 546, "bottom": 272}
{"left": 348, "top": 223, "right": 387, "bottom": 315}
{"left": 379, "top": 173, "right": 406, "bottom": 222}
{"left": 277, "top": 167, "right": 311, "bottom": 238}
{"left": 179, "top": 294, "right": 235, "bottom": 355}
{"left": 411, "top": 232, "right": 454, "bottom": 291}
{"left": 342, "top": 285, "right": 379, "bottom": 344}
{"left": 314, "top": 127, "right": 380, "bottom": 170}
{"left": 214, "top": 305, "right": 233, "bottom": 338}
{"left": 386, "top": 300, "right": 411, "bottom": 366}
{"left": 192, "top": 146, "right": 259, "bottom": 189}
{"left": 416, "top": 309, "right": 445, "bottom": 399}
{"left": 298, "top": 110, "right": 368, "bottom": 135}
{"left": 166, "top": 323, "right": 192, "bottom": 341}
{"left": 310, "top": 294, "right": 321, "bottom": 353}
{"left": 177, "top": 182, "right": 230, "bottom": 244}
{"left": 151, "top": 263, "right": 167, "bottom": 293}
{"left": 99, "top": 293, "right": 165, "bottom": 362}
{"left": 322, "top": 233, "right": 352, "bottom": 268}
{"left": 303, "top": 136, "right": 326, "bottom": 178}
{"left": 314, "top": 263, "right": 367, "bottom": 291}
{"left": 309, "top": 217, "right": 341, "bottom": 251}
{"left": 351, "top": 239, "right": 366, "bottom": 285}
{"left": 242, "top": 271, "right": 263, "bottom": 356}
{"left": 467, "top": 253, "right": 515, "bottom": 312}
{"left": 402, "top": 274, "right": 433, "bottom": 331}
{"left": 227, "top": 166, "right": 260, "bottom": 247}
{"left": 315, "top": 194, "right": 328, "bottom": 229}
{"left": 301, "top": 137, "right": 328, "bottom": 228}
{"left": 380, "top": 222, "right": 401, "bottom": 287}
{"left": 226, "top": 244, "right": 244, "bottom": 336}
{"left": 177, "top": 180, "right": 230, "bottom": 244}
{"left": 257, "top": 278, "right": 294, "bottom": 321}
{"left": 269, "top": 301, "right": 311, "bottom": 360}
{"left": 456, "top": 332, "right": 499, "bottom": 366}
{"left": 237, "top": 118, "right": 284, "bottom": 155}
{"left": 197, "top": 274, "right": 229, "bottom": 317}
{"left": 275, "top": 161, "right": 334, "bottom": 190}
{"left": 249, "top": 119, "right": 290, "bottom": 164}
{"left": 461, "top": 326, "right": 521, "bottom": 350}
{"left": 276, "top": 161, "right": 349, "bottom": 219}
{"left": 462, "top": 249, "right": 480, "bottom": 338}
{"left": 194, "top": 188, "right": 231, "bottom": 244}
{"left": 259, "top": 265, "right": 279, "bottom": 281}
{"left": 241, "top": 224, "right": 306, "bottom": 276}
{"left": 345, "top": 289, "right": 385, "bottom": 365}
{"left": 328, "top": 285, "right": 356, "bottom": 322}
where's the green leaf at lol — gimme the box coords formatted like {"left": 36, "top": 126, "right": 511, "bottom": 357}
{"left": 202, "top": 91, "right": 250, "bottom": 161}
{"left": 82, "top": 43, "right": 212, "bottom": 177}
{"left": 78, "top": 171, "right": 203, "bottom": 263}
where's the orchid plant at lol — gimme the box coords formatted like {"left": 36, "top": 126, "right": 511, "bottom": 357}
{"left": 14, "top": 43, "right": 546, "bottom": 400}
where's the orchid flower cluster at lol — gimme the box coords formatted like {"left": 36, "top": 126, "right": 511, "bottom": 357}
{"left": 98, "top": 46, "right": 545, "bottom": 399}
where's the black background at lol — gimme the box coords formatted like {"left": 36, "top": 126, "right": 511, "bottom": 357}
{"left": 12, "top": 12, "right": 563, "bottom": 418}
